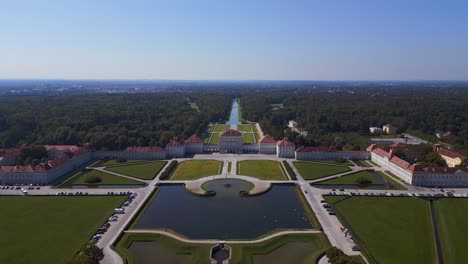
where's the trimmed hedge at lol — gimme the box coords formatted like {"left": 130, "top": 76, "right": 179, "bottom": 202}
{"left": 282, "top": 161, "right": 297, "bottom": 180}
{"left": 159, "top": 160, "right": 178, "bottom": 180}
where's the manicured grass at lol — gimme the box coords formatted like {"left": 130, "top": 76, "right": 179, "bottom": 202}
{"left": 73, "top": 170, "right": 145, "bottom": 186}
{"left": 252, "top": 125, "right": 258, "bottom": 133}
{"left": 228, "top": 161, "right": 232, "bottom": 173}
{"left": 238, "top": 160, "right": 287, "bottom": 180}
{"left": 306, "top": 160, "right": 354, "bottom": 166}
{"left": 254, "top": 132, "right": 260, "bottom": 141}
{"left": 282, "top": 161, "right": 297, "bottom": 180}
{"left": 0, "top": 196, "right": 126, "bottom": 264}
{"left": 352, "top": 160, "right": 372, "bottom": 167}
{"left": 293, "top": 162, "right": 351, "bottom": 180}
{"left": 189, "top": 102, "right": 199, "bottom": 112}
{"left": 114, "top": 233, "right": 211, "bottom": 264}
{"left": 243, "top": 133, "right": 256, "bottom": 143}
{"left": 208, "top": 133, "right": 220, "bottom": 144}
{"left": 230, "top": 233, "right": 330, "bottom": 264}
{"left": 330, "top": 197, "right": 436, "bottom": 264}
{"left": 105, "top": 161, "right": 167, "bottom": 180}
{"left": 102, "top": 159, "right": 149, "bottom": 166}
{"left": 375, "top": 171, "right": 407, "bottom": 190}
{"left": 434, "top": 198, "right": 468, "bottom": 264}
{"left": 238, "top": 124, "right": 253, "bottom": 132}
{"left": 212, "top": 124, "right": 229, "bottom": 132}
{"left": 315, "top": 171, "right": 381, "bottom": 185}
{"left": 171, "top": 160, "right": 222, "bottom": 180}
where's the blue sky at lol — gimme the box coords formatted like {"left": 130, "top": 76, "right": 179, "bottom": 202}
{"left": 1, "top": 0, "right": 467, "bottom": 80}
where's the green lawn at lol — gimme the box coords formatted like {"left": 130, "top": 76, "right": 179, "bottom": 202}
{"left": 0, "top": 196, "right": 126, "bottom": 264}
{"left": 230, "top": 233, "right": 330, "bottom": 264}
{"left": 238, "top": 160, "right": 287, "bottom": 180}
{"left": 171, "top": 160, "right": 222, "bottom": 180}
{"left": 114, "top": 233, "right": 211, "bottom": 264}
{"left": 105, "top": 161, "right": 167, "bottom": 180}
{"left": 305, "top": 160, "right": 354, "bottom": 166}
{"left": 293, "top": 162, "right": 351, "bottom": 180}
{"left": 73, "top": 170, "right": 145, "bottom": 186}
{"left": 329, "top": 196, "right": 436, "bottom": 264}
{"left": 375, "top": 171, "right": 407, "bottom": 190}
{"left": 254, "top": 133, "right": 260, "bottom": 141}
{"left": 189, "top": 102, "right": 199, "bottom": 112}
{"left": 315, "top": 170, "right": 381, "bottom": 185}
{"left": 212, "top": 124, "right": 229, "bottom": 132}
{"left": 243, "top": 133, "right": 256, "bottom": 143}
{"left": 252, "top": 125, "right": 258, "bottom": 133}
{"left": 352, "top": 160, "right": 372, "bottom": 167}
{"left": 434, "top": 198, "right": 468, "bottom": 264}
{"left": 238, "top": 124, "right": 253, "bottom": 132}
{"left": 208, "top": 133, "right": 220, "bottom": 144}
{"left": 102, "top": 159, "right": 150, "bottom": 166}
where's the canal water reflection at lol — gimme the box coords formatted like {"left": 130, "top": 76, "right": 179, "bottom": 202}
{"left": 134, "top": 179, "right": 312, "bottom": 239}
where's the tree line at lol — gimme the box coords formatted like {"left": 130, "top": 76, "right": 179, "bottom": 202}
{"left": 0, "top": 93, "right": 232, "bottom": 150}
{"left": 240, "top": 86, "right": 468, "bottom": 150}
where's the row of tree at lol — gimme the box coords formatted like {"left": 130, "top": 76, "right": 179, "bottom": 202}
{"left": 240, "top": 86, "right": 468, "bottom": 149}
{"left": 0, "top": 93, "right": 232, "bottom": 149}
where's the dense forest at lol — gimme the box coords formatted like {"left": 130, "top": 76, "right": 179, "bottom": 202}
{"left": 0, "top": 93, "right": 232, "bottom": 149}
{"left": 0, "top": 85, "right": 467, "bottom": 151}
{"left": 240, "top": 87, "right": 468, "bottom": 150}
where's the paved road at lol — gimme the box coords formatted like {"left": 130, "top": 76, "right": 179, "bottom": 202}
{"left": 2, "top": 155, "right": 468, "bottom": 264}
{"left": 126, "top": 229, "right": 320, "bottom": 244}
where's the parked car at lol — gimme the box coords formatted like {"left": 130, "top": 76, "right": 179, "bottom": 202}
{"left": 352, "top": 246, "right": 361, "bottom": 251}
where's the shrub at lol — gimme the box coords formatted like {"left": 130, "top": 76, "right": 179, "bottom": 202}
{"left": 117, "top": 157, "right": 127, "bottom": 163}
{"left": 159, "top": 160, "right": 178, "bottom": 180}
{"left": 282, "top": 161, "right": 297, "bottom": 180}
{"left": 335, "top": 157, "right": 347, "bottom": 163}
{"left": 85, "top": 175, "right": 102, "bottom": 184}
{"left": 356, "top": 176, "right": 372, "bottom": 185}
{"left": 326, "top": 247, "right": 363, "bottom": 264}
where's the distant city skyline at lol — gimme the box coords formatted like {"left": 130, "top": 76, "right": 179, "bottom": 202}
{"left": 1, "top": 0, "right": 468, "bottom": 80}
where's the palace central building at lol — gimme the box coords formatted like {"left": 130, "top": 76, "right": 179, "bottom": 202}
{"left": 219, "top": 129, "right": 243, "bottom": 153}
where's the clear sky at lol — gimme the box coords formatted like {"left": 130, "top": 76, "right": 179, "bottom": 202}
{"left": 1, "top": 0, "right": 468, "bottom": 80}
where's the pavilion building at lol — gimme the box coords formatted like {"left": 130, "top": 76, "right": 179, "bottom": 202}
{"left": 219, "top": 129, "right": 243, "bottom": 153}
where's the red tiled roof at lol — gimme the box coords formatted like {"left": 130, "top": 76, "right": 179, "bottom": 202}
{"left": 414, "top": 166, "right": 468, "bottom": 174}
{"left": 124, "top": 146, "right": 165, "bottom": 153}
{"left": 390, "top": 156, "right": 412, "bottom": 170}
{"left": 277, "top": 139, "right": 295, "bottom": 147}
{"left": 372, "top": 148, "right": 392, "bottom": 159}
{"left": 220, "top": 129, "right": 242, "bottom": 137}
{"left": 185, "top": 134, "right": 203, "bottom": 144}
{"left": 388, "top": 142, "right": 407, "bottom": 148}
{"left": 45, "top": 145, "right": 80, "bottom": 152}
{"left": 366, "top": 144, "right": 379, "bottom": 152}
{"left": 1, "top": 149, "right": 21, "bottom": 159}
{"left": 296, "top": 146, "right": 337, "bottom": 152}
{"left": 2, "top": 165, "right": 48, "bottom": 173}
{"left": 436, "top": 148, "right": 467, "bottom": 160}
{"left": 166, "top": 139, "right": 184, "bottom": 147}
{"left": 259, "top": 135, "right": 276, "bottom": 144}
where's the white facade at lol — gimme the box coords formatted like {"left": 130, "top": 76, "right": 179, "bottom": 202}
{"left": 185, "top": 143, "right": 204, "bottom": 154}
{"left": 166, "top": 145, "right": 186, "bottom": 158}
{"left": 93, "top": 150, "right": 166, "bottom": 160}
{"left": 370, "top": 146, "right": 468, "bottom": 187}
{"left": 259, "top": 142, "right": 276, "bottom": 154}
{"left": 296, "top": 150, "right": 370, "bottom": 160}
{"left": 0, "top": 151, "right": 91, "bottom": 185}
{"left": 219, "top": 130, "right": 243, "bottom": 154}
{"left": 369, "top": 127, "right": 383, "bottom": 135}
{"left": 412, "top": 171, "right": 468, "bottom": 187}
